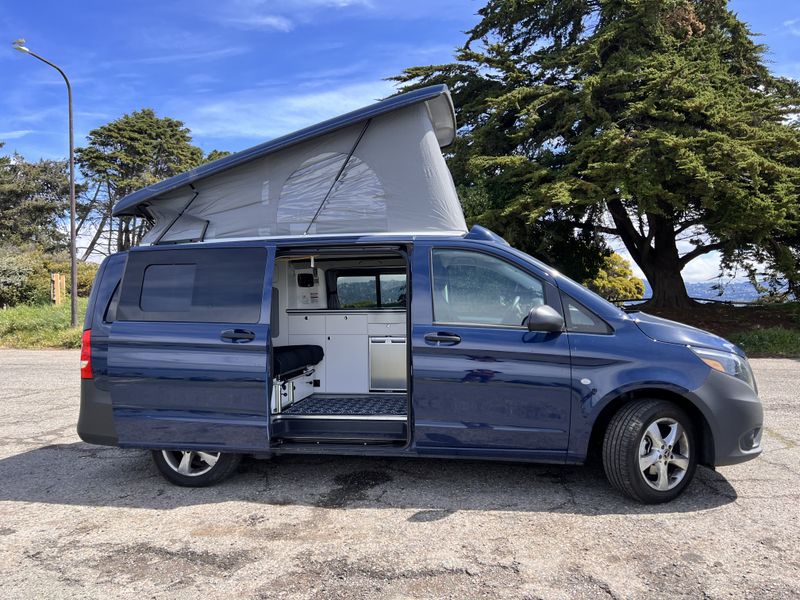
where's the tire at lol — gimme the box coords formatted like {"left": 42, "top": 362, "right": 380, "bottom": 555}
{"left": 151, "top": 450, "right": 241, "bottom": 487}
{"left": 602, "top": 399, "right": 697, "bottom": 504}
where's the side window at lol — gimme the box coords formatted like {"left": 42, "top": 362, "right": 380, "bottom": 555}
{"left": 117, "top": 247, "right": 266, "bottom": 323}
{"left": 103, "top": 282, "right": 121, "bottom": 323}
{"left": 335, "top": 271, "right": 406, "bottom": 309}
{"left": 140, "top": 264, "right": 195, "bottom": 312}
{"left": 431, "top": 249, "right": 545, "bottom": 327}
{"left": 337, "top": 275, "right": 378, "bottom": 309}
{"left": 561, "top": 294, "right": 612, "bottom": 334}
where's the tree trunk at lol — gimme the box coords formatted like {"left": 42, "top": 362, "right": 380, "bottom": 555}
{"left": 641, "top": 259, "right": 695, "bottom": 309}
{"left": 81, "top": 215, "right": 107, "bottom": 261}
{"left": 606, "top": 199, "right": 696, "bottom": 309}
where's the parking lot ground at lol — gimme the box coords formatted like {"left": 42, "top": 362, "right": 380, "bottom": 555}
{"left": 0, "top": 350, "right": 798, "bottom": 599}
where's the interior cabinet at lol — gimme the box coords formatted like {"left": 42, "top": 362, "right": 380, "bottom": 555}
{"left": 287, "top": 311, "right": 402, "bottom": 395}
{"left": 325, "top": 334, "right": 369, "bottom": 394}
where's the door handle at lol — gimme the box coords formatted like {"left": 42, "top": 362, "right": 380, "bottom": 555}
{"left": 221, "top": 329, "right": 256, "bottom": 343}
{"left": 424, "top": 332, "right": 461, "bottom": 346}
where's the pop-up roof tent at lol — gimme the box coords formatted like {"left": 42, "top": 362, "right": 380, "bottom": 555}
{"left": 113, "top": 85, "right": 467, "bottom": 244}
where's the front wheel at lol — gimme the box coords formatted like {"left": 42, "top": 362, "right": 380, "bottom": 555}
{"left": 151, "top": 450, "right": 241, "bottom": 487}
{"left": 602, "top": 399, "right": 697, "bottom": 504}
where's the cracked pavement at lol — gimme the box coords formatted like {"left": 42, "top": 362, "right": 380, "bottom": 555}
{"left": 0, "top": 350, "right": 798, "bottom": 599}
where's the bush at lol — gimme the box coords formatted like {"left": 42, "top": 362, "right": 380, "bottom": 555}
{"left": 584, "top": 253, "right": 645, "bottom": 302}
{"left": 0, "top": 247, "right": 98, "bottom": 307}
{"left": 0, "top": 249, "right": 47, "bottom": 306}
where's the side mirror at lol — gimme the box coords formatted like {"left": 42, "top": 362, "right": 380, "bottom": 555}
{"left": 526, "top": 305, "right": 565, "bottom": 333}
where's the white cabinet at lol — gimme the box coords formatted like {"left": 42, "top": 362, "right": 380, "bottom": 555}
{"left": 283, "top": 311, "right": 404, "bottom": 395}
{"left": 325, "top": 334, "right": 369, "bottom": 394}
{"left": 367, "top": 323, "right": 406, "bottom": 335}
{"left": 289, "top": 314, "right": 325, "bottom": 335}
{"left": 325, "top": 314, "right": 367, "bottom": 335}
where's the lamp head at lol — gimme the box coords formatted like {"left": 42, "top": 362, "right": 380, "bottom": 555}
{"left": 12, "top": 38, "right": 30, "bottom": 53}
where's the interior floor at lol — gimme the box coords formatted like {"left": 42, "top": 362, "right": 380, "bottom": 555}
{"left": 282, "top": 394, "right": 407, "bottom": 417}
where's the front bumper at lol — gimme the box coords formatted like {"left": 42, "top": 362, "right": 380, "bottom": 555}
{"left": 693, "top": 368, "right": 764, "bottom": 467}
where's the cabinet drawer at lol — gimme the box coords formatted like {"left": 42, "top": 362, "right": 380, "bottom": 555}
{"left": 367, "top": 323, "right": 406, "bottom": 335}
{"left": 325, "top": 314, "right": 367, "bottom": 334}
{"left": 367, "top": 312, "right": 405, "bottom": 324}
{"left": 289, "top": 314, "right": 325, "bottom": 335}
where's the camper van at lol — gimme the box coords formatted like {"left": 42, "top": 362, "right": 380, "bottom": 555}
{"left": 77, "top": 86, "right": 762, "bottom": 504}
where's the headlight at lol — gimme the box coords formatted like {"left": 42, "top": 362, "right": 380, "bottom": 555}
{"left": 690, "top": 346, "right": 756, "bottom": 391}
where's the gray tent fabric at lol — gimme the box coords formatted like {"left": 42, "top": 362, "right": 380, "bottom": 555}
{"left": 116, "top": 85, "right": 467, "bottom": 244}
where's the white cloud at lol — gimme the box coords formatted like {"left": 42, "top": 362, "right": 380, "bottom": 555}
{"left": 783, "top": 18, "right": 800, "bottom": 36}
{"left": 129, "top": 46, "right": 249, "bottom": 65}
{"left": 213, "top": 0, "right": 375, "bottom": 32}
{"left": 177, "top": 79, "right": 395, "bottom": 140}
{"left": 224, "top": 14, "right": 294, "bottom": 32}
{"left": 607, "top": 237, "right": 731, "bottom": 284}
{"left": 0, "top": 129, "right": 34, "bottom": 140}
{"left": 680, "top": 252, "right": 724, "bottom": 283}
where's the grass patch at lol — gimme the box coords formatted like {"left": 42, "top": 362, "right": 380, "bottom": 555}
{"left": 0, "top": 299, "right": 88, "bottom": 349}
{"left": 728, "top": 327, "right": 800, "bottom": 358}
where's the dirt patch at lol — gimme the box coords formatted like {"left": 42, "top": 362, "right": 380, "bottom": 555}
{"left": 265, "top": 556, "right": 523, "bottom": 600}
{"left": 315, "top": 470, "right": 393, "bottom": 508}
{"left": 86, "top": 542, "right": 252, "bottom": 586}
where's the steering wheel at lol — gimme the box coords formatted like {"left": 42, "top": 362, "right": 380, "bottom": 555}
{"left": 501, "top": 295, "right": 524, "bottom": 325}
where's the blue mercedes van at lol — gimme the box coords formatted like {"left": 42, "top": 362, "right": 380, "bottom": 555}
{"left": 76, "top": 86, "right": 763, "bottom": 503}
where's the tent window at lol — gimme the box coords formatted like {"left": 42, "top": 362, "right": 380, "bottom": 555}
{"left": 277, "top": 152, "right": 386, "bottom": 234}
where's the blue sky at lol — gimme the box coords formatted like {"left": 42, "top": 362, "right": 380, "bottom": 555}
{"left": 1, "top": 0, "right": 797, "bottom": 280}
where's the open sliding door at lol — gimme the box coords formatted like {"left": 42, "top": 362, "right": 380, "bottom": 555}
{"left": 108, "top": 243, "right": 275, "bottom": 452}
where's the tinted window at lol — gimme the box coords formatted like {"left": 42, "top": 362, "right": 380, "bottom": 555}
{"left": 562, "top": 294, "right": 612, "bottom": 334}
{"left": 117, "top": 247, "right": 266, "bottom": 323}
{"left": 432, "top": 249, "right": 545, "bottom": 327}
{"left": 104, "top": 282, "right": 121, "bottom": 323}
{"left": 335, "top": 271, "right": 406, "bottom": 309}
{"left": 140, "top": 264, "right": 195, "bottom": 312}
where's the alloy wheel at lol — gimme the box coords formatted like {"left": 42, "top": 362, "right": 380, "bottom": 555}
{"left": 161, "top": 450, "right": 221, "bottom": 477}
{"left": 638, "top": 418, "right": 691, "bottom": 491}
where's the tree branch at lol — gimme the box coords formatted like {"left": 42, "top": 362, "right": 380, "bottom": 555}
{"left": 606, "top": 198, "right": 645, "bottom": 257}
{"left": 679, "top": 241, "right": 727, "bottom": 267}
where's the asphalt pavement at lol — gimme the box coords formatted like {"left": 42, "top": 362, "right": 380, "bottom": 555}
{"left": 0, "top": 350, "right": 797, "bottom": 599}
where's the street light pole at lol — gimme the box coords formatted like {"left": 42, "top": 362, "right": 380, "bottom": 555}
{"left": 13, "top": 39, "right": 78, "bottom": 328}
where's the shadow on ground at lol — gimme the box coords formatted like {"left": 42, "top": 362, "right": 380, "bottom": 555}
{"left": 0, "top": 442, "right": 737, "bottom": 516}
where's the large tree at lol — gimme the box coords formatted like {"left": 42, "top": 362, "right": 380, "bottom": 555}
{"left": 395, "top": 0, "right": 800, "bottom": 307}
{"left": 76, "top": 109, "right": 205, "bottom": 253}
{"left": 0, "top": 143, "right": 70, "bottom": 251}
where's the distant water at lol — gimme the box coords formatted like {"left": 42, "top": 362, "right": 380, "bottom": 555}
{"left": 641, "top": 281, "right": 762, "bottom": 303}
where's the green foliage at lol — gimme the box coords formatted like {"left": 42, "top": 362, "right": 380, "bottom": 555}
{"left": 76, "top": 109, "right": 203, "bottom": 197}
{"left": 585, "top": 253, "right": 646, "bottom": 302}
{"left": 0, "top": 143, "right": 71, "bottom": 251}
{"left": 76, "top": 109, "right": 206, "bottom": 250}
{"left": 729, "top": 327, "right": 800, "bottom": 358}
{"left": 0, "top": 298, "right": 88, "bottom": 349}
{"left": 395, "top": 0, "right": 800, "bottom": 307}
{"left": 0, "top": 247, "right": 98, "bottom": 307}
{"left": 204, "top": 149, "right": 233, "bottom": 163}
{"left": 0, "top": 249, "right": 43, "bottom": 306}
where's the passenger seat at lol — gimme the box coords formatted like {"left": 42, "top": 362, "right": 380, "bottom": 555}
{"left": 273, "top": 345, "right": 324, "bottom": 379}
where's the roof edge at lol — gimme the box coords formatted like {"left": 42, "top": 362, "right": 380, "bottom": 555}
{"left": 113, "top": 84, "right": 455, "bottom": 217}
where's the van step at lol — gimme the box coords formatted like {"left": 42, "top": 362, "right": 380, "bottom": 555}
{"left": 272, "top": 415, "right": 407, "bottom": 443}
{"left": 282, "top": 394, "right": 407, "bottom": 416}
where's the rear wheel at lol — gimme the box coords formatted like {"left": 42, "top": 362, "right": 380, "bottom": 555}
{"left": 151, "top": 450, "right": 241, "bottom": 487}
{"left": 602, "top": 399, "right": 697, "bottom": 503}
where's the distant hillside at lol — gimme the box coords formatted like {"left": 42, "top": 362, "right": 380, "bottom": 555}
{"left": 641, "top": 281, "right": 761, "bottom": 303}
